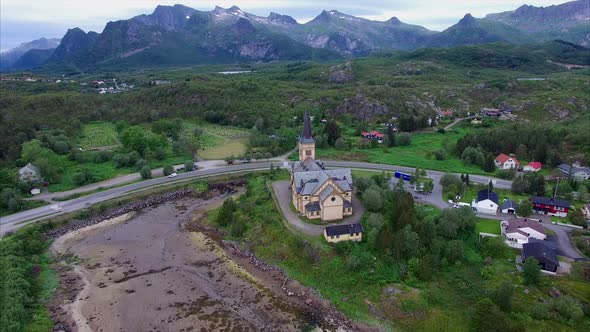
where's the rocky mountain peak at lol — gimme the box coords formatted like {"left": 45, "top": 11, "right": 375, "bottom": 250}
{"left": 457, "top": 13, "right": 477, "bottom": 26}
{"left": 268, "top": 12, "right": 298, "bottom": 24}
{"left": 387, "top": 16, "right": 402, "bottom": 25}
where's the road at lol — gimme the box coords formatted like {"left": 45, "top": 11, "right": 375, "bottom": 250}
{"left": 1, "top": 160, "right": 509, "bottom": 236}
{"left": 271, "top": 180, "right": 365, "bottom": 236}
{"left": 2, "top": 159, "right": 583, "bottom": 261}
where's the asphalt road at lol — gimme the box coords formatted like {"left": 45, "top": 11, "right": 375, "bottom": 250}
{"left": 1, "top": 160, "right": 513, "bottom": 236}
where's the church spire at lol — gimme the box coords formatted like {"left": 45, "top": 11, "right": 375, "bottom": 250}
{"left": 298, "top": 111, "right": 315, "bottom": 161}
{"left": 300, "top": 111, "right": 314, "bottom": 143}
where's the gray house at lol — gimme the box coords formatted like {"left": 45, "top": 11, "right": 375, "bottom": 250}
{"left": 18, "top": 163, "right": 41, "bottom": 182}
{"left": 558, "top": 164, "right": 590, "bottom": 181}
{"left": 522, "top": 241, "right": 559, "bottom": 274}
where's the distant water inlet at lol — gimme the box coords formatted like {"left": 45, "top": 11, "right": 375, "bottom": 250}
{"left": 516, "top": 77, "right": 546, "bottom": 81}
{"left": 217, "top": 70, "right": 253, "bottom": 75}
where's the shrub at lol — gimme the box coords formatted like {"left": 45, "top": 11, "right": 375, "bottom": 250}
{"left": 140, "top": 166, "right": 152, "bottom": 179}
{"left": 72, "top": 172, "right": 87, "bottom": 186}
{"left": 523, "top": 258, "right": 541, "bottom": 285}
{"left": 334, "top": 138, "right": 347, "bottom": 150}
{"left": 433, "top": 149, "right": 447, "bottom": 160}
{"left": 491, "top": 282, "right": 514, "bottom": 312}
{"left": 163, "top": 165, "right": 174, "bottom": 176}
{"left": 185, "top": 160, "right": 194, "bottom": 171}
{"left": 94, "top": 151, "right": 113, "bottom": 163}
{"left": 397, "top": 133, "right": 411, "bottom": 146}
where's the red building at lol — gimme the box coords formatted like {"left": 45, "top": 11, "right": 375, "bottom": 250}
{"left": 361, "top": 131, "right": 384, "bottom": 142}
{"left": 531, "top": 196, "right": 570, "bottom": 218}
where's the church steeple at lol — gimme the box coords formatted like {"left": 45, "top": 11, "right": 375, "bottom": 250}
{"left": 300, "top": 110, "right": 314, "bottom": 143}
{"left": 298, "top": 111, "right": 315, "bottom": 161}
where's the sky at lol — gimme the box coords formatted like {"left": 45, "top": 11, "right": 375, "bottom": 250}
{"left": 1, "top": 0, "right": 571, "bottom": 51}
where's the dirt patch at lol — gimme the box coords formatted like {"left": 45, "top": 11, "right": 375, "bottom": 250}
{"left": 48, "top": 183, "right": 371, "bottom": 331}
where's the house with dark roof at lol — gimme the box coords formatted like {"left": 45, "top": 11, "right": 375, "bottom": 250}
{"left": 472, "top": 189, "right": 499, "bottom": 215}
{"left": 494, "top": 153, "right": 520, "bottom": 170}
{"left": 324, "top": 223, "right": 363, "bottom": 243}
{"left": 557, "top": 163, "right": 590, "bottom": 180}
{"left": 501, "top": 217, "right": 546, "bottom": 248}
{"left": 522, "top": 241, "right": 559, "bottom": 273}
{"left": 291, "top": 112, "right": 354, "bottom": 221}
{"left": 501, "top": 200, "right": 517, "bottom": 214}
{"left": 531, "top": 196, "right": 570, "bottom": 218}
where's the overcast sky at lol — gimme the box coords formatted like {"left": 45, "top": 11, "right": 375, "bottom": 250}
{"left": 1, "top": 0, "right": 570, "bottom": 51}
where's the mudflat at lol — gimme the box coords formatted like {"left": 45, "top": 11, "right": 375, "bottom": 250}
{"left": 51, "top": 195, "right": 316, "bottom": 331}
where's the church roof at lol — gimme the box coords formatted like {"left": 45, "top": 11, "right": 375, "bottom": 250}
{"left": 293, "top": 157, "right": 324, "bottom": 172}
{"left": 299, "top": 110, "right": 315, "bottom": 144}
{"left": 294, "top": 168, "right": 353, "bottom": 196}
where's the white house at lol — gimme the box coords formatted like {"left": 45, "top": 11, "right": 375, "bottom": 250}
{"left": 494, "top": 153, "right": 520, "bottom": 170}
{"left": 523, "top": 162, "right": 542, "bottom": 172}
{"left": 18, "top": 163, "right": 41, "bottom": 182}
{"left": 501, "top": 218, "right": 546, "bottom": 248}
{"left": 472, "top": 189, "right": 499, "bottom": 215}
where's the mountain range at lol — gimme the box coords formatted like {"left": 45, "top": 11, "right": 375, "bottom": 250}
{"left": 0, "top": 37, "right": 61, "bottom": 70}
{"left": 2, "top": 1, "right": 589, "bottom": 71}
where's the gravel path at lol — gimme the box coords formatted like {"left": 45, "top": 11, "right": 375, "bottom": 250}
{"left": 271, "top": 181, "right": 364, "bottom": 236}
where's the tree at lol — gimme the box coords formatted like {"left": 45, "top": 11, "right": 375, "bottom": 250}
{"left": 461, "top": 147, "right": 485, "bottom": 166}
{"left": 163, "top": 165, "right": 174, "bottom": 176}
{"left": 444, "top": 240, "right": 464, "bottom": 263}
{"left": 516, "top": 201, "right": 533, "bottom": 217}
{"left": 515, "top": 144, "right": 528, "bottom": 160}
{"left": 523, "top": 258, "right": 541, "bottom": 285}
{"left": 325, "top": 120, "right": 341, "bottom": 146}
{"left": 140, "top": 166, "right": 152, "bottom": 179}
{"left": 184, "top": 160, "right": 195, "bottom": 171}
{"left": 483, "top": 153, "right": 496, "bottom": 172}
{"left": 216, "top": 198, "right": 236, "bottom": 226}
{"left": 422, "top": 178, "right": 434, "bottom": 194}
{"left": 177, "top": 135, "right": 200, "bottom": 160}
{"left": 386, "top": 126, "right": 396, "bottom": 147}
{"left": 440, "top": 173, "right": 461, "bottom": 189}
{"left": 569, "top": 210, "right": 587, "bottom": 228}
{"left": 362, "top": 186, "right": 383, "bottom": 212}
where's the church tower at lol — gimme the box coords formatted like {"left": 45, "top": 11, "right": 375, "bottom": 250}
{"left": 298, "top": 111, "right": 315, "bottom": 161}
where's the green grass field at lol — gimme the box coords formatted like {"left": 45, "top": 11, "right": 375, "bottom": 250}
{"left": 317, "top": 127, "right": 492, "bottom": 175}
{"left": 184, "top": 122, "right": 249, "bottom": 160}
{"left": 457, "top": 184, "right": 530, "bottom": 205}
{"left": 475, "top": 218, "right": 501, "bottom": 235}
{"left": 79, "top": 122, "right": 119, "bottom": 149}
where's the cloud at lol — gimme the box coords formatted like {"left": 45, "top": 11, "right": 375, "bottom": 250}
{"left": 0, "top": 0, "right": 573, "bottom": 49}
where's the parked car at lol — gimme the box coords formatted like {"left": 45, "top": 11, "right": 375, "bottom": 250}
{"left": 168, "top": 173, "right": 178, "bottom": 178}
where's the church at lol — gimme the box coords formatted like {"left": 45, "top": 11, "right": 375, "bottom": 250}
{"left": 290, "top": 112, "right": 354, "bottom": 221}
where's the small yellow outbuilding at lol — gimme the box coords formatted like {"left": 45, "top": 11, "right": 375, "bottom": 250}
{"left": 324, "top": 223, "right": 363, "bottom": 243}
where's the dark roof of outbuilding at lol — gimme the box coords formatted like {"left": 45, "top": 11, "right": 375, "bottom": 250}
{"left": 522, "top": 241, "right": 559, "bottom": 266}
{"left": 325, "top": 223, "right": 363, "bottom": 237}
{"left": 501, "top": 200, "right": 517, "bottom": 210}
{"left": 477, "top": 189, "right": 498, "bottom": 205}
{"left": 531, "top": 196, "right": 570, "bottom": 208}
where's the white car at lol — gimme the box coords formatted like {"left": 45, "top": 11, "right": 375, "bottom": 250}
{"left": 168, "top": 173, "right": 178, "bottom": 178}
